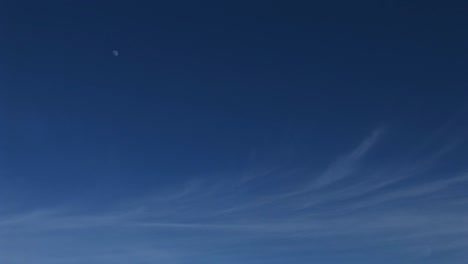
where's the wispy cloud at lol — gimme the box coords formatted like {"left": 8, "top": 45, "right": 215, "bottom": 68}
{"left": 312, "top": 127, "right": 384, "bottom": 188}
{"left": 1, "top": 127, "right": 468, "bottom": 263}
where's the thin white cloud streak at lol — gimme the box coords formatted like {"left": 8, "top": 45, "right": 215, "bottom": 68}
{"left": 335, "top": 173, "right": 468, "bottom": 213}
{"left": 215, "top": 132, "right": 461, "bottom": 216}
{"left": 1, "top": 127, "right": 468, "bottom": 263}
{"left": 212, "top": 128, "right": 385, "bottom": 215}
{"left": 312, "top": 127, "right": 384, "bottom": 188}
{"left": 296, "top": 143, "right": 463, "bottom": 211}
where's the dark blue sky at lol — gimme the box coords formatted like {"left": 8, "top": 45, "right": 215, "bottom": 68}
{"left": 1, "top": 1, "right": 468, "bottom": 263}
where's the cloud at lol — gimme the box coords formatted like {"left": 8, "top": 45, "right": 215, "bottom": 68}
{"left": 1, "top": 127, "right": 468, "bottom": 263}
{"left": 312, "top": 127, "right": 384, "bottom": 188}
{"left": 211, "top": 128, "right": 386, "bottom": 215}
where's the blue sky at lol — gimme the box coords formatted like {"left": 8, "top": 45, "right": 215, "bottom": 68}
{"left": 1, "top": 1, "right": 468, "bottom": 263}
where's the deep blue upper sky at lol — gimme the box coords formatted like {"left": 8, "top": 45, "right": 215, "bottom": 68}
{"left": 1, "top": 1, "right": 468, "bottom": 263}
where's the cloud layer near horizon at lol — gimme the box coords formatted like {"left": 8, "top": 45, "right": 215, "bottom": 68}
{"left": 1, "top": 128, "right": 468, "bottom": 264}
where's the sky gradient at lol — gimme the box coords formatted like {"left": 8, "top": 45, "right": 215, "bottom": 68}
{"left": 1, "top": 1, "right": 468, "bottom": 263}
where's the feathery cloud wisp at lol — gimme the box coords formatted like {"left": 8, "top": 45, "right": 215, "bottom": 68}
{"left": 1, "top": 128, "right": 468, "bottom": 263}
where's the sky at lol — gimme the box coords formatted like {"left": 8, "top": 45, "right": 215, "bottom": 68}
{"left": 1, "top": 0, "right": 468, "bottom": 263}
